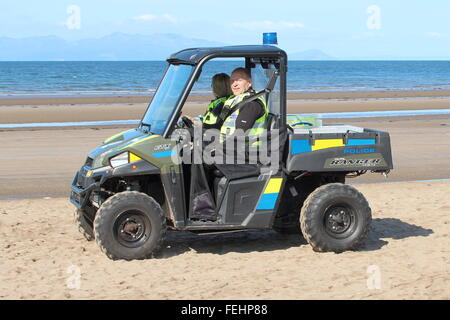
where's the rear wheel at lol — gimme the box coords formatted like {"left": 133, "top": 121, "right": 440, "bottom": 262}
{"left": 300, "top": 183, "right": 371, "bottom": 253}
{"left": 94, "top": 191, "right": 166, "bottom": 260}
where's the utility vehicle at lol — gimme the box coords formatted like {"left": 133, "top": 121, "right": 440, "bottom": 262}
{"left": 70, "top": 42, "right": 393, "bottom": 260}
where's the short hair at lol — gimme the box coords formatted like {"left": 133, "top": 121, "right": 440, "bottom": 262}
{"left": 211, "top": 73, "right": 232, "bottom": 98}
{"left": 231, "top": 67, "right": 252, "bottom": 80}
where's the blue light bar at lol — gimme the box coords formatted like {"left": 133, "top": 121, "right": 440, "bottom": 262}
{"left": 263, "top": 32, "right": 278, "bottom": 45}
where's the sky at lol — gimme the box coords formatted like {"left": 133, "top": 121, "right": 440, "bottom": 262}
{"left": 1, "top": 0, "right": 450, "bottom": 59}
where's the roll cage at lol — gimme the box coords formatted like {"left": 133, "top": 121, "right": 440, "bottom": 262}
{"left": 140, "top": 45, "right": 288, "bottom": 138}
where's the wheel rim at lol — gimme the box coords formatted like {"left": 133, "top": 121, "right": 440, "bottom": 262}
{"left": 114, "top": 210, "right": 152, "bottom": 248}
{"left": 323, "top": 204, "right": 356, "bottom": 238}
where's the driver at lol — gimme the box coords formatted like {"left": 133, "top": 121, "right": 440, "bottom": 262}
{"left": 219, "top": 67, "right": 268, "bottom": 147}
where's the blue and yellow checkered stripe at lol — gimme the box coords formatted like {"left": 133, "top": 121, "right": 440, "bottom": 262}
{"left": 256, "top": 178, "right": 283, "bottom": 210}
{"left": 291, "top": 138, "right": 376, "bottom": 155}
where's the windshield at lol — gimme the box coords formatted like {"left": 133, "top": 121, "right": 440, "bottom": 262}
{"left": 141, "top": 64, "right": 194, "bottom": 135}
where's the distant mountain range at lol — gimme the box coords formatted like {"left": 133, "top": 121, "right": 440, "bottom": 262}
{"left": 0, "top": 33, "right": 226, "bottom": 61}
{"left": 0, "top": 33, "right": 335, "bottom": 61}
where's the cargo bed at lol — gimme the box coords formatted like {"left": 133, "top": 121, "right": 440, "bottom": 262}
{"left": 285, "top": 122, "right": 393, "bottom": 173}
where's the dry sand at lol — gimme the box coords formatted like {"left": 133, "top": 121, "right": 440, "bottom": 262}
{"left": 0, "top": 91, "right": 449, "bottom": 300}
{"left": 0, "top": 180, "right": 448, "bottom": 299}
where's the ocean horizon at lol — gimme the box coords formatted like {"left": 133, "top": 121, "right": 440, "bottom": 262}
{"left": 1, "top": 60, "right": 450, "bottom": 98}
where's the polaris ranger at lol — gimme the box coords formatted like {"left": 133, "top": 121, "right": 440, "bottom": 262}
{"left": 70, "top": 42, "right": 393, "bottom": 260}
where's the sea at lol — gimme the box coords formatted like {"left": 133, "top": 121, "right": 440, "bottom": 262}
{"left": 1, "top": 60, "right": 450, "bottom": 98}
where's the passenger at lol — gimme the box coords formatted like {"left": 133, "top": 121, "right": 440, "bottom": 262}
{"left": 200, "top": 73, "right": 233, "bottom": 130}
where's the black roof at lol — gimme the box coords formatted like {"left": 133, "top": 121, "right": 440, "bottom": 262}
{"left": 167, "top": 45, "right": 287, "bottom": 65}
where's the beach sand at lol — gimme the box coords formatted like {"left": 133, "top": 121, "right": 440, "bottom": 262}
{"left": 0, "top": 180, "right": 448, "bottom": 299}
{"left": 2, "top": 92, "right": 450, "bottom": 124}
{"left": 1, "top": 106, "right": 450, "bottom": 198}
{"left": 0, "top": 91, "right": 449, "bottom": 299}
{"left": 2, "top": 89, "right": 450, "bottom": 106}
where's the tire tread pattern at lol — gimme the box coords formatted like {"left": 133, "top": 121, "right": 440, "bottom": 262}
{"left": 94, "top": 191, "right": 167, "bottom": 260}
{"left": 73, "top": 209, "right": 94, "bottom": 241}
{"left": 300, "top": 183, "right": 371, "bottom": 253}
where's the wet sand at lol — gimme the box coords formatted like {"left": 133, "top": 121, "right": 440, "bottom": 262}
{"left": 1, "top": 103, "right": 450, "bottom": 198}
{"left": 2, "top": 89, "right": 450, "bottom": 106}
{"left": 1, "top": 91, "right": 450, "bottom": 125}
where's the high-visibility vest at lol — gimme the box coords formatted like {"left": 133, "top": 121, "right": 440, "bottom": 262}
{"left": 201, "top": 96, "right": 231, "bottom": 127}
{"left": 219, "top": 90, "right": 268, "bottom": 145}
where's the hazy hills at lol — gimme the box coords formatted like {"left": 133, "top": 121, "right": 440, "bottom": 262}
{"left": 0, "top": 33, "right": 225, "bottom": 61}
{"left": 0, "top": 33, "right": 334, "bottom": 61}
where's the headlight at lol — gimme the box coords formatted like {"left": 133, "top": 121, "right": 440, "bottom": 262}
{"left": 110, "top": 152, "right": 130, "bottom": 168}
{"left": 109, "top": 152, "right": 142, "bottom": 168}
{"left": 86, "top": 166, "right": 112, "bottom": 177}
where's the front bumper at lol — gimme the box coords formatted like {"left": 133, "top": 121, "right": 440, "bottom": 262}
{"left": 70, "top": 175, "right": 98, "bottom": 209}
{"left": 70, "top": 165, "right": 111, "bottom": 209}
{"left": 70, "top": 168, "right": 99, "bottom": 209}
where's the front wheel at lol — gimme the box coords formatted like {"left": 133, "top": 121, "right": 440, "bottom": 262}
{"left": 74, "top": 208, "right": 95, "bottom": 241}
{"left": 94, "top": 191, "right": 166, "bottom": 260}
{"left": 300, "top": 183, "right": 371, "bottom": 253}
